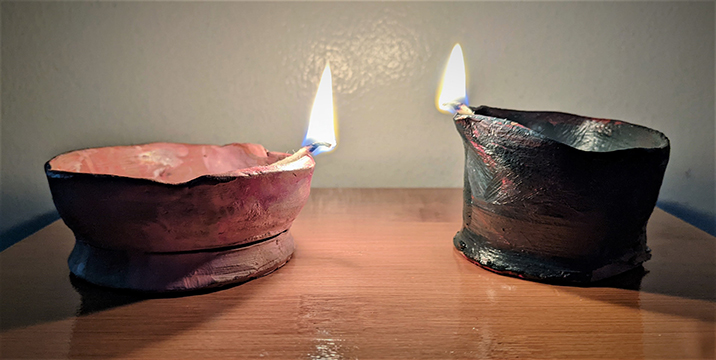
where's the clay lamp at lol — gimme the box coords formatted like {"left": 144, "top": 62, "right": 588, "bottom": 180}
{"left": 45, "top": 64, "right": 338, "bottom": 292}
{"left": 437, "top": 44, "right": 670, "bottom": 283}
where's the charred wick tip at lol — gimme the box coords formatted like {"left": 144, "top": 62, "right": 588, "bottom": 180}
{"left": 443, "top": 102, "right": 474, "bottom": 116}
{"left": 455, "top": 114, "right": 476, "bottom": 122}
{"left": 306, "top": 142, "right": 333, "bottom": 153}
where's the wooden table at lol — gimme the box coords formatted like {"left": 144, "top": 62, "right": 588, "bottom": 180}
{"left": 1, "top": 189, "right": 714, "bottom": 359}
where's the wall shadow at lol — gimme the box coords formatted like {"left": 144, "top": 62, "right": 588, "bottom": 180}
{"left": 657, "top": 201, "right": 716, "bottom": 236}
{"left": 0, "top": 210, "right": 60, "bottom": 252}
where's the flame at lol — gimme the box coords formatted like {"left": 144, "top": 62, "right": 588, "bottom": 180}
{"left": 436, "top": 43, "right": 468, "bottom": 114}
{"left": 302, "top": 62, "right": 337, "bottom": 155}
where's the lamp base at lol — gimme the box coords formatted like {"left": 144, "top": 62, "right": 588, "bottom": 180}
{"left": 454, "top": 228, "right": 650, "bottom": 283}
{"left": 68, "top": 232, "right": 295, "bottom": 292}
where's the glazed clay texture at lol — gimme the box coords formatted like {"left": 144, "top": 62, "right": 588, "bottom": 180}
{"left": 453, "top": 106, "right": 670, "bottom": 283}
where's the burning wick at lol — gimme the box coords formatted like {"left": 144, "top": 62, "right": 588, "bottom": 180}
{"left": 442, "top": 101, "right": 474, "bottom": 115}
{"left": 272, "top": 142, "right": 332, "bottom": 166}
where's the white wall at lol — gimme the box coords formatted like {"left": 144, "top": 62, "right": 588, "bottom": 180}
{"left": 2, "top": 2, "right": 714, "bottom": 248}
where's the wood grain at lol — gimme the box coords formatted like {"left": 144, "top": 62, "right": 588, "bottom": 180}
{"left": 1, "top": 188, "right": 714, "bottom": 359}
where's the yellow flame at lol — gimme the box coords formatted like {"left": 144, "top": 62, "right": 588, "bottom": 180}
{"left": 302, "top": 63, "right": 337, "bottom": 155}
{"left": 436, "top": 44, "right": 468, "bottom": 114}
